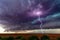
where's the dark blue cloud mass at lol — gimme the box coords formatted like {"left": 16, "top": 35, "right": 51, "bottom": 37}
{"left": 0, "top": 0, "right": 60, "bottom": 31}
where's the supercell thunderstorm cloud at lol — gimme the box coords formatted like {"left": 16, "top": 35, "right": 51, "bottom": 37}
{"left": 0, "top": 0, "right": 60, "bottom": 31}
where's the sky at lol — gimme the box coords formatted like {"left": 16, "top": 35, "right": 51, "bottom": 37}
{"left": 0, "top": 0, "right": 60, "bottom": 31}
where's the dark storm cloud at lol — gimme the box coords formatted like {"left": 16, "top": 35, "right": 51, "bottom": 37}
{"left": 0, "top": 0, "right": 41, "bottom": 31}
{"left": 0, "top": 0, "right": 60, "bottom": 31}
{"left": 0, "top": 0, "right": 40, "bottom": 24}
